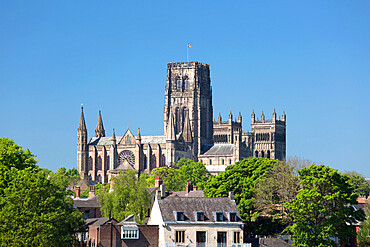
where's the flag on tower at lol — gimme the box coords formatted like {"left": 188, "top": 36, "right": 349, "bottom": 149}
{"left": 187, "top": 43, "right": 191, "bottom": 48}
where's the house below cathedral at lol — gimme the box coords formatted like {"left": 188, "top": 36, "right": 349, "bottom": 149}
{"left": 77, "top": 62, "right": 286, "bottom": 182}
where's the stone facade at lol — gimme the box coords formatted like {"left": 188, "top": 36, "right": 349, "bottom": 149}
{"left": 77, "top": 61, "right": 287, "bottom": 181}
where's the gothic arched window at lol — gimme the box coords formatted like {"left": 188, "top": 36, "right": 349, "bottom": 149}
{"left": 97, "top": 156, "right": 102, "bottom": 170}
{"left": 176, "top": 78, "right": 181, "bottom": 91}
{"left": 106, "top": 155, "right": 110, "bottom": 170}
{"left": 118, "top": 150, "right": 135, "bottom": 167}
{"left": 161, "top": 155, "right": 166, "bottom": 167}
{"left": 255, "top": 151, "right": 258, "bottom": 158}
{"left": 152, "top": 155, "right": 157, "bottom": 169}
{"left": 267, "top": 150, "right": 270, "bottom": 159}
{"left": 175, "top": 107, "right": 181, "bottom": 134}
{"left": 183, "top": 78, "right": 189, "bottom": 91}
{"left": 88, "top": 157, "right": 93, "bottom": 170}
{"left": 261, "top": 150, "right": 265, "bottom": 158}
{"left": 143, "top": 155, "right": 147, "bottom": 170}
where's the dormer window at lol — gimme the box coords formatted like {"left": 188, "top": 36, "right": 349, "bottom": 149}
{"left": 197, "top": 212, "right": 205, "bottom": 221}
{"left": 176, "top": 211, "right": 185, "bottom": 221}
{"left": 216, "top": 212, "right": 223, "bottom": 222}
{"left": 229, "top": 212, "right": 237, "bottom": 222}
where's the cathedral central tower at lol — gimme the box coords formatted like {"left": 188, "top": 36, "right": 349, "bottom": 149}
{"left": 164, "top": 62, "right": 214, "bottom": 160}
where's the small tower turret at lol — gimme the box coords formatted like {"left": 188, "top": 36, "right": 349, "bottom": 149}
{"left": 261, "top": 111, "right": 265, "bottom": 122}
{"left": 229, "top": 110, "right": 233, "bottom": 123}
{"left": 272, "top": 109, "right": 276, "bottom": 123}
{"left": 218, "top": 113, "right": 222, "bottom": 123}
{"left": 251, "top": 110, "right": 255, "bottom": 124}
{"left": 95, "top": 110, "right": 105, "bottom": 137}
{"left": 238, "top": 112, "right": 242, "bottom": 123}
{"left": 137, "top": 128, "right": 142, "bottom": 145}
{"left": 282, "top": 111, "right": 286, "bottom": 122}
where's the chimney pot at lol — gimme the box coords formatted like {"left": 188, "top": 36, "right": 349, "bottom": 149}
{"left": 186, "top": 181, "right": 193, "bottom": 194}
{"left": 155, "top": 176, "right": 163, "bottom": 187}
{"left": 76, "top": 186, "right": 81, "bottom": 198}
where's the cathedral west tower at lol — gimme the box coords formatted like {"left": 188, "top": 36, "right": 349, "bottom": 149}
{"left": 164, "top": 62, "right": 214, "bottom": 162}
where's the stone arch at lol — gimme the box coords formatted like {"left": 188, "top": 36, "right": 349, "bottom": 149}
{"left": 261, "top": 150, "right": 265, "bottom": 158}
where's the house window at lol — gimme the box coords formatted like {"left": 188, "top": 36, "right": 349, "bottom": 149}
{"left": 216, "top": 212, "right": 223, "bottom": 222}
{"left": 217, "top": 232, "right": 227, "bottom": 246}
{"left": 229, "top": 212, "right": 237, "bottom": 222}
{"left": 196, "top": 231, "right": 206, "bottom": 246}
{"left": 121, "top": 228, "right": 139, "bottom": 239}
{"left": 209, "top": 159, "right": 212, "bottom": 165}
{"left": 176, "top": 212, "right": 185, "bottom": 221}
{"left": 234, "top": 231, "right": 240, "bottom": 243}
{"left": 175, "top": 231, "right": 185, "bottom": 243}
{"left": 197, "top": 212, "right": 205, "bottom": 221}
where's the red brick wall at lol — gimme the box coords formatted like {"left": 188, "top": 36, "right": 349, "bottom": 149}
{"left": 121, "top": 225, "right": 159, "bottom": 247}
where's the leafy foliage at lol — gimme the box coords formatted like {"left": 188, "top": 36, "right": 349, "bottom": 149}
{"left": 358, "top": 216, "right": 370, "bottom": 247}
{"left": 254, "top": 161, "right": 299, "bottom": 225}
{"left": 344, "top": 171, "right": 370, "bottom": 197}
{"left": 204, "top": 158, "right": 279, "bottom": 236}
{"left": 0, "top": 137, "right": 37, "bottom": 171}
{"left": 98, "top": 170, "right": 150, "bottom": 223}
{"left": 145, "top": 158, "right": 210, "bottom": 192}
{"left": 0, "top": 138, "right": 84, "bottom": 246}
{"left": 284, "top": 164, "right": 365, "bottom": 247}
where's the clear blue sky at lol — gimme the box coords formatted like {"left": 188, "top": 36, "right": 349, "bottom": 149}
{"left": 1, "top": 1, "right": 369, "bottom": 175}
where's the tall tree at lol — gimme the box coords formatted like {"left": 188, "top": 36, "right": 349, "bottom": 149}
{"left": 0, "top": 138, "right": 84, "bottom": 246}
{"left": 177, "top": 158, "right": 210, "bottom": 190}
{"left": 204, "top": 158, "right": 279, "bottom": 236}
{"left": 344, "top": 171, "right": 370, "bottom": 197}
{"left": 254, "top": 161, "right": 299, "bottom": 230}
{"left": 284, "top": 164, "right": 365, "bottom": 247}
{"left": 98, "top": 170, "right": 150, "bottom": 223}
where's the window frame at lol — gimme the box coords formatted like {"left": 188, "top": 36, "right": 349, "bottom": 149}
{"left": 229, "top": 212, "right": 237, "bottom": 222}
{"left": 121, "top": 227, "right": 139, "bottom": 239}
{"left": 175, "top": 230, "right": 185, "bottom": 243}
{"left": 176, "top": 211, "right": 185, "bottom": 221}
{"left": 196, "top": 211, "right": 205, "bottom": 222}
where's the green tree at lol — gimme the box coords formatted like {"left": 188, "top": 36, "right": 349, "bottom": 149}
{"left": 0, "top": 138, "right": 84, "bottom": 246}
{"left": 254, "top": 161, "right": 300, "bottom": 233}
{"left": 177, "top": 158, "right": 210, "bottom": 190}
{"left": 146, "top": 166, "right": 186, "bottom": 192}
{"left": 48, "top": 167, "right": 81, "bottom": 195}
{"left": 284, "top": 164, "right": 365, "bottom": 247}
{"left": 204, "top": 157, "right": 279, "bottom": 236}
{"left": 358, "top": 216, "right": 370, "bottom": 247}
{"left": 344, "top": 171, "right": 370, "bottom": 197}
{"left": 0, "top": 138, "right": 37, "bottom": 170}
{"left": 98, "top": 170, "right": 150, "bottom": 223}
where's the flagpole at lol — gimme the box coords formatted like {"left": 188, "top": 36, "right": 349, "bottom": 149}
{"left": 187, "top": 44, "right": 189, "bottom": 63}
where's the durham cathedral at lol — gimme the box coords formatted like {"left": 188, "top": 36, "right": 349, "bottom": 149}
{"left": 77, "top": 62, "right": 286, "bottom": 182}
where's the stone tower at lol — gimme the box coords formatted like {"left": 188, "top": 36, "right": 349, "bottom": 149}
{"left": 250, "top": 109, "right": 286, "bottom": 160}
{"left": 77, "top": 106, "right": 88, "bottom": 179}
{"left": 164, "top": 62, "right": 214, "bottom": 162}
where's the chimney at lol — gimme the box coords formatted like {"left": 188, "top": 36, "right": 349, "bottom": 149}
{"left": 186, "top": 181, "right": 193, "bottom": 195}
{"left": 228, "top": 191, "right": 235, "bottom": 200}
{"left": 75, "top": 186, "right": 81, "bottom": 198}
{"left": 160, "top": 184, "right": 166, "bottom": 198}
{"left": 89, "top": 186, "right": 95, "bottom": 199}
{"left": 155, "top": 176, "right": 163, "bottom": 188}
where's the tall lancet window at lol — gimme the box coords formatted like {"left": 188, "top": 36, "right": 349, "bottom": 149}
{"left": 175, "top": 107, "right": 181, "bottom": 134}
{"left": 176, "top": 78, "right": 182, "bottom": 91}
{"left": 183, "top": 78, "right": 189, "bottom": 91}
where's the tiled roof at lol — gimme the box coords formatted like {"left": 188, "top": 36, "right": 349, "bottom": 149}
{"left": 74, "top": 196, "right": 100, "bottom": 208}
{"left": 158, "top": 197, "right": 242, "bottom": 224}
{"left": 88, "top": 136, "right": 123, "bottom": 146}
{"left": 202, "top": 144, "right": 234, "bottom": 156}
{"left": 88, "top": 135, "right": 167, "bottom": 146}
{"left": 169, "top": 190, "right": 204, "bottom": 198}
{"left": 141, "top": 135, "right": 166, "bottom": 144}
{"left": 85, "top": 217, "right": 118, "bottom": 226}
